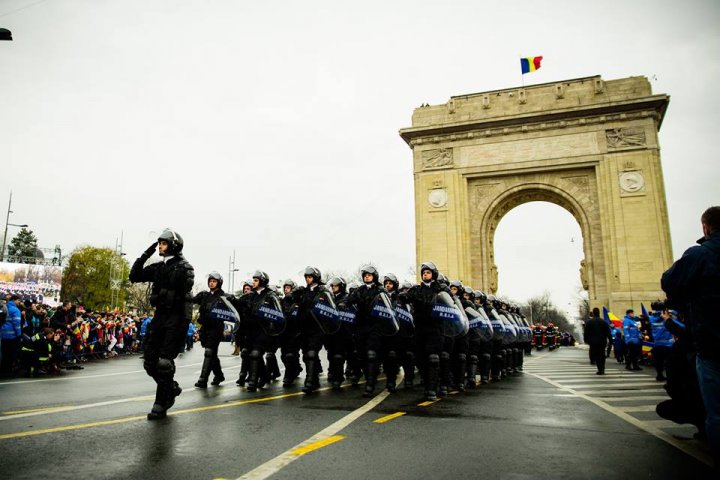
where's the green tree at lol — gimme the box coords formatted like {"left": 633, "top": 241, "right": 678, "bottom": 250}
{"left": 60, "top": 246, "right": 129, "bottom": 311}
{"left": 7, "top": 227, "right": 39, "bottom": 264}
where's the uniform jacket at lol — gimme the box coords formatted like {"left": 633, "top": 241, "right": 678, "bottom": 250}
{"left": 622, "top": 316, "right": 642, "bottom": 344}
{"left": 1, "top": 301, "right": 21, "bottom": 340}
{"left": 584, "top": 316, "right": 612, "bottom": 346}
{"left": 649, "top": 313, "right": 674, "bottom": 348}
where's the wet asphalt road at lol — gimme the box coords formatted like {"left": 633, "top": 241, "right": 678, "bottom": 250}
{"left": 0, "top": 345, "right": 714, "bottom": 480}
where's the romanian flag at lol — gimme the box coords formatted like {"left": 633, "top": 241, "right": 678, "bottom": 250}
{"left": 520, "top": 56, "right": 543, "bottom": 74}
{"left": 642, "top": 339, "right": 654, "bottom": 356}
{"left": 603, "top": 306, "right": 622, "bottom": 328}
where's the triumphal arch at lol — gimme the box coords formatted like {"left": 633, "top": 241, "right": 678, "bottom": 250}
{"left": 399, "top": 75, "right": 673, "bottom": 312}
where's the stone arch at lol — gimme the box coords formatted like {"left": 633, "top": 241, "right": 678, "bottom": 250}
{"left": 400, "top": 75, "right": 673, "bottom": 313}
{"left": 479, "top": 182, "right": 594, "bottom": 298}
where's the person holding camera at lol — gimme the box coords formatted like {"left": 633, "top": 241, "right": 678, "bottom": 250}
{"left": 662, "top": 206, "right": 720, "bottom": 469}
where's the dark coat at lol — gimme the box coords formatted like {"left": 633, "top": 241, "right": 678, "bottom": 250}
{"left": 584, "top": 316, "right": 612, "bottom": 346}
{"left": 662, "top": 232, "right": 720, "bottom": 361}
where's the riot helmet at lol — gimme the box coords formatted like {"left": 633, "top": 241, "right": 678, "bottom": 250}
{"left": 420, "top": 261, "right": 439, "bottom": 281}
{"left": 328, "top": 276, "right": 347, "bottom": 294}
{"left": 437, "top": 274, "right": 449, "bottom": 286}
{"left": 463, "top": 286, "right": 475, "bottom": 300}
{"left": 400, "top": 281, "right": 413, "bottom": 291}
{"left": 382, "top": 273, "right": 399, "bottom": 292}
{"left": 303, "top": 266, "right": 321, "bottom": 284}
{"left": 360, "top": 265, "right": 379, "bottom": 284}
{"left": 157, "top": 228, "right": 183, "bottom": 256}
{"left": 207, "top": 271, "right": 224, "bottom": 290}
{"left": 252, "top": 270, "right": 270, "bottom": 288}
{"left": 449, "top": 280, "right": 463, "bottom": 296}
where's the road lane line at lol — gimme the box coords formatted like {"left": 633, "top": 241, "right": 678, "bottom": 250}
{"left": 2, "top": 405, "right": 74, "bottom": 415}
{"left": 373, "top": 412, "right": 406, "bottom": 424}
{"left": 236, "top": 391, "right": 392, "bottom": 479}
{"left": 0, "top": 390, "right": 305, "bottom": 440}
{"left": 620, "top": 405, "right": 660, "bottom": 413}
{"left": 236, "top": 373, "right": 403, "bottom": 480}
{"left": 0, "top": 361, "right": 203, "bottom": 386}
{"left": 526, "top": 371, "right": 712, "bottom": 467}
{"left": 0, "top": 395, "right": 156, "bottom": 421}
{"left": 417, "top": 400, "right": 439, "bottom": 407}
{"left": 291, "top": 435, "right": 345, "bottom": 455}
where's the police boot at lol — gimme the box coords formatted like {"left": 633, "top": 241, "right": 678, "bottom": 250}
{"left": 282, "top": 353, "right": 298, "bottom": 387}
{"left": 466, "top": 355, "right": 479, "bottom": 389}
{"left": 148, "top": 359, "right": 178, "bottom": 420}
{"left": 236, "top": 349, "right": 249, "bottom": 386}
{"left": 210, "top": 357, "right": 225, "bottom": 385}
{"left": 363, "top": 350, "right": 378, "bottom": 398}
{"left": 257, "top": 359, "right": 269, "bottom": 389}
{"left": 384, "top": 351, "right": 398, "bottom": 393}
{"left": 265, "top": 352, "right": 281, "bottom": 381}
{"left": 454, "top": 353, "right": 467, "bottom": 392}
{"left": 302, "top": 351, "right": 319, "bottom": 394}
{"left": 403, "top": 351, "right": 415, "bottom": 388}
{"left": 425, "top": 354, "right": 440, "bottom": 401}
{"left": 330, "top": 354, "right": 345, "bottom": 391}
{"left": 195, "top": 348, "right": 214, "bottom": 388}
{"left": 247, "top": 350, "right": 262, "bottom": 392}
{"left": 438, "top": 352, "right": 451, "bottom": 397}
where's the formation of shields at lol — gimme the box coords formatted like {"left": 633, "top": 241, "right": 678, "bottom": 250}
{"left": 202, "top": 262, "right": 538, "bottom": 402}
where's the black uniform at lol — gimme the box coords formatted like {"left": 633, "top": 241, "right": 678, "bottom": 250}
{"left": 129, "top": 250, "right": 194, "bottom": 419}
{"left": 192, "top": 289, "right": 231, "bottom": 386}
{"left": 279, "top": 293, "right": 302, "bottom": 386}
{"left": 345, "top": 282, "right": 395, "bottom": 396}
{"left": 291, "top": 283, "right": 332, "bottom": 393}
{"left": 404, "top": 280, "right": 451, "bottom": 400}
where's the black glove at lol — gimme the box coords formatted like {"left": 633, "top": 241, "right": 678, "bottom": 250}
{"left": 142, "top": 242, "right": 158, "bottom": 259}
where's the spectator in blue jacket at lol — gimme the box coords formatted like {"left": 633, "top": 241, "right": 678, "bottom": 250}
{"left": 623, "top": 309, "right": 642, "bottom": 371}
{"left": 1, "top": 295, "right": 23, "bottom": 376}
{"left": 650, "top": 304, "right": 674, "bottom": 381}
{"left": 185, "top": 322, "right": 196, "bottom": 352}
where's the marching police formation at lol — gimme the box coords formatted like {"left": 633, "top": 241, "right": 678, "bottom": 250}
{"left": 130, "top": 230, "right": 535, "bottom": 420}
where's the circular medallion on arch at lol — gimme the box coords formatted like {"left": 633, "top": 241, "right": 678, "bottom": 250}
{"left": 428, "top": 189, "right": 448, "bottom": 208}
{"left": 619, "top": 171, "right": 645, "bottom": 193}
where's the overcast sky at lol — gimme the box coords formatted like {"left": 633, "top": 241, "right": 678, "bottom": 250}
{"left": 1, "top": 0, "right": 718, "bottom": 315}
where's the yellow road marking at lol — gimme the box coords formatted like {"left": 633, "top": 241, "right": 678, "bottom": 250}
{"left": 373, "top": 412, "right": 406, "bottom": 424}
{"left": 291, "top": 435, "right": 345, "bottom": 456}
{"left": 3, "top": 405, "right": 74, "bottom": 415}
{"left": 449, "top": 391, "right": 459, "bottom": 395}
{"left": 0, "top": 390, "right": 305, "bottom": 441}
{"left": 417, "top": 400, "right": 439, "bottom": 407}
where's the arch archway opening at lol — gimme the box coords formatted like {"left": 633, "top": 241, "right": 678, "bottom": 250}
{"left": 493, "top": 201, "right": 587, "bottom": 324}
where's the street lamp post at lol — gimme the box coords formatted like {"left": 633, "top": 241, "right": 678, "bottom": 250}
{"left": 1, "top": 191, "right": 29, "bottom": 262}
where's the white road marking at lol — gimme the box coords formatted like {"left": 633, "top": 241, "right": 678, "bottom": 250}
{"left": 236, "top": 373, "right": 403, "bottom": 480}
{"left": 0, "top": 361, "right": 203, "bottom": 386}
{"left": 527, "top": 357, "right": 712, "bottom": 467}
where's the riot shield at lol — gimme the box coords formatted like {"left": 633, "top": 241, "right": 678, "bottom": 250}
{"left": 336, "top": 303, "right": 357, "bottom": 328}
{"left": 209, "top": 295, "right": 240, "bottom": 325}
{"left": 395, "top": 302, "right": 415, "bottom": 337}
{"left": 466, "top": 306, "right": 493, "bottom": 342}
{"left": 253, "top": 294, "right": 287, "bottom": 336}
{"left": 499, "top": 313, "right": 518, "bottom": 343}
{"left": 370, "top": 292, "right": 400, "bottom": 336}
{"left": 431, "top": 291, "right": 469, "bottom": 337}
{"left": 488, "top": 308, "right": 506, "bottom": 342}
{"left": 310, "top": 289, "right": 341, "bottom": 335}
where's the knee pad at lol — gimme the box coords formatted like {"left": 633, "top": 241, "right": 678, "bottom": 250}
{"left": 367, "top": 350, "right": 378, "bottom": 361}
{"left": 428, "top": 354, "right": 440, "bottom": 366}
{"left": 283, "top": 352, "right": 296, "bottom": 362}
{"left": 204, "top": 348, "right": 214, "bottom": 358}
{"left": 250, "top": 350, "right": 262, "bottom": 360}
{"left": 482, "top": 353, "right": 491, "bottom": 362}
{"left": 406, "top": 351, "right": 415, "bottom": 361}
{"left": 304, "top": 350, "right": 317, "bottom": 362}
{"left": 440, "top": 352, "right": 451, "bottom": 361}
{"left": 386, "top": 350, "right": 397, "bottom": 360}
{"left": 264, "top": 352, "right": 275, "bottom": 360}
{"left": 157, "top": 358, "right": 174, "bottom": 375}
{"left": 331, "top": 353, "right": 344, "bottom": 362}
{"left": 469, "top": 355, "right": 478, "bottom": 364}
{"left": 458, "top": 353, "right": 467, "bottom": 362}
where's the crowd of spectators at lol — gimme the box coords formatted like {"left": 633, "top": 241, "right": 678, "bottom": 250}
{"left": 0, "top": 295, "right": 153, "bottom": 378}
